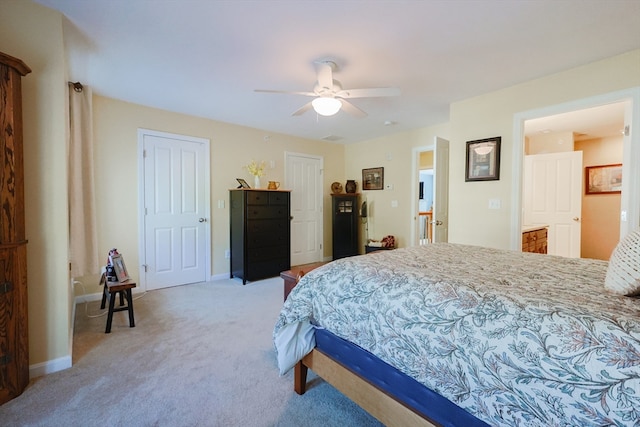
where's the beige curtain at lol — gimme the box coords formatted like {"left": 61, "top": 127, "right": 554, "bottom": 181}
{"left": 68, "top": 82, "right": 99, "bottom": 277}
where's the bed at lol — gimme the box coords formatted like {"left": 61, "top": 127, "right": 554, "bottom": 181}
{"left": 273, "top": 243, "right": 640, "bottom": 426}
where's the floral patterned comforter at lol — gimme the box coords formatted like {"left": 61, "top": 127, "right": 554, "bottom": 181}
{"left": 273, "top": 244, "right": 640, "bottom": 426}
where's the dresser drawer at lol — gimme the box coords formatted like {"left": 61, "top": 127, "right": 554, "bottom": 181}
{"left": 247, "top": 230, "right": 290, "bottom": 249}
{"left": 268, "top": 192, "right": 288, "bottom": 205}
{"left": 247, "top": 244, "right": 289, "bottom": 262}
{"left": 247, "top": 218, "right": 289, "bottom": 234}
{"left": 247, "top": 206, "right": 289, "bottom": 219}
{"left": 246, "top": 191, "right": 269, "bottom": 205}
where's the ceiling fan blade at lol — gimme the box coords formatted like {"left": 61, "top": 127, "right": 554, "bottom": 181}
{"left": 340, "top": 99, "right": 367, "bottom": 118}
{"left": 336, "top": 87, "right": 401, "bottom": 99}
{"left": 315, "top": 61, "right": 335, "bottom": 90}
{"left": 255, "top": 89, "right": 316, "bottom": 97}
{"left": 292, "top": 101, "right": 314, "bottom": 116}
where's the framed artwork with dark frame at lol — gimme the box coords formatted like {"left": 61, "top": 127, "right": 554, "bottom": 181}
{"left": 362, "top": 167, "right": 384, "bottom": 190}
{"left": 585, "top": 164, "right": 622, "bottom": 194}
{"left": 465, "top": 137, "right": 501, "bottom": 182}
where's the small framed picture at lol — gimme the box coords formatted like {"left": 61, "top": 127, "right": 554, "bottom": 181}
{"left": 362, "top": 167, "right": 384, "bottom": 190}
{"left": 109, "top": 254, "right": 130, "bottom": 282}
{"left": 236, "top": 178, "right": 250, "bottom": 188}
{"left": 465, "top": 137, "right": 501, "bottom": 182}
{"left": 585, "top": 164, "right": 622, "bottom": 194}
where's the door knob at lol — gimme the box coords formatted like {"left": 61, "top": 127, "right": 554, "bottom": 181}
{"left": 432, "top": 220, "right": 443, "bottom": 226}
{"left": 199, "top": 218, "right": 207, "bottom": 223}
{"left": 573, "top": 217, "right": 580, "bottom": 222}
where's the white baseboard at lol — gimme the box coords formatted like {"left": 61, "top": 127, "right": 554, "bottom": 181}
{"left": 30, "top": 355, "right": 72, "bottom": 378}
{"left": 210, "top": 272, "right": 231, "bottom": 281}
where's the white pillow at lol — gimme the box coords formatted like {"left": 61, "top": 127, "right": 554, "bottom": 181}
{"left": 605, "top": 228, "right": 640, "bottom": 296}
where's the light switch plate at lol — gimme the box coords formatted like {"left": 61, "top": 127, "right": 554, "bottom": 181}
{"left": 488, "top": 198, "right": 501, "bottom": 209}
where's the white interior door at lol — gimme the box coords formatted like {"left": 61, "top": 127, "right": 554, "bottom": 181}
{"left": 285, "top": 152, "right": 323, "bottom": 265}
{"left": 140, "top": 130, "right": 210, "bottom": 290}
{"left": 523, "top": 151, "right": 582, "bottom": 257}
{"left": 432, "top": 137, "right": 450, "bottom": 242}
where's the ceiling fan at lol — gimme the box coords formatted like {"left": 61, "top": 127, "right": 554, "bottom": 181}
{"left": 255, "top": 60, "right": 400, "bottom": 118}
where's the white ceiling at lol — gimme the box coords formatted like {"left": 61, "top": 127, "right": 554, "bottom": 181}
{"left": 34, "top": 0, "right": 640, "bottom": 144}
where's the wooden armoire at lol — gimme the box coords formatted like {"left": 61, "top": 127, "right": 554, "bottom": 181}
{"left": 0, "top": 51, "right": 31, "bottom": 404}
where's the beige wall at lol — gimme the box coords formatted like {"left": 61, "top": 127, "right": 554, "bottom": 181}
{"left": 3, "top": 1, "right": 640, "bottom": 375}
{"left": 345, "top": 50, "right": 640, "bottom": 251}
{"left": 0, "top": 1, "right": 70, "bottom": 369}
{"left": 419, "top": 151, "right": 433, "bottom": 168}
{"left": 92, "top": 96, "right": 344, "bottom": 283}
{"left": 576, "top": 136, "right": 623, "bottom": 260}
{"left": 526, "top": 131, "right": 575, "bottom": 154}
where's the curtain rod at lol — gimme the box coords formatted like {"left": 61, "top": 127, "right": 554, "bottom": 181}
{"left": 69, "top": 81, "right": 83, "bottom": 92}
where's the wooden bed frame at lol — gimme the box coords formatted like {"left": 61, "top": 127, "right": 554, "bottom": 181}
{"left": 294, "top": 349, "right": 437, "bottom": 427}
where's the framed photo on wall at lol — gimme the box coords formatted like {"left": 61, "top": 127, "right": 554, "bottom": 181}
{"left": 585, "top": 164, "right": 622, "bottom": 194}
{"left": 362, "top": 167, "right": 384, "bottom": 190}
{"left": 465, "top": 137, "right": 501, "bottom": 182}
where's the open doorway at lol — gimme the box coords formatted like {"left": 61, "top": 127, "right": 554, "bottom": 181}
{"left": 411, "top": 137, "right": 450, "bottom": 246}
{"left": 518, "top": 96, "right": 634, "bottom": 260}
{"left": 418, "top": 157, "right": 434, "bottom": 245}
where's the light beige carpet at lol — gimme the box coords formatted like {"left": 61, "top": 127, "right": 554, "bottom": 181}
{"left": 0, "top": 277, "right": 382, "bottom": 426}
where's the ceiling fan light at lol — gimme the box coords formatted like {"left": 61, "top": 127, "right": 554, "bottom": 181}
{"left": 312, "top": 97, "right": 342, "bottom": 116}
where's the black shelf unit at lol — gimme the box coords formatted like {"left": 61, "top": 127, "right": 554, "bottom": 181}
{"left": 332, "top": 193, "right": 360, "bottom": 259}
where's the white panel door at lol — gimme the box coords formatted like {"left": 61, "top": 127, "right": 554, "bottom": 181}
{"left": 286, "top": 152, "right": 323, "bottom": 266}
{"left": 523, "top": 151, "right": 582, "bottom": 257}
{"left": 432, "top": 137, "right": 450, "bottom": 242}
{"left": 142, "top": 132, "right": 208, "bottom": 289}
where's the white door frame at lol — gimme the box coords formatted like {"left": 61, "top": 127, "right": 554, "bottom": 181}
{"left": 137, "top": 128, "right": 211, "bottom": 291}
{"left": 511, "top": 87, "right": 640, "bottom": 250}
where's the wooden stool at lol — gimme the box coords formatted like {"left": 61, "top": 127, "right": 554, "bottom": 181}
{"left": 100, "top": 280, "right": 136, "bottom": 333}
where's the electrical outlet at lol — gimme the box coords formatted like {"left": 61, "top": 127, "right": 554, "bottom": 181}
{"left": 224, "top": 250, "right": 230, "bottom": 259}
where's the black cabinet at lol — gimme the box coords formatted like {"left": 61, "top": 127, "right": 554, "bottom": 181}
{"left": 332, "top": 194, "right": 359, "bottom": 259}
{"left": 230, "top": 189, "right": 291, "bottom": 284}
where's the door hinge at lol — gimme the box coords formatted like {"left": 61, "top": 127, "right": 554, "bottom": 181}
{"left": 0, "top": 282, "right": 13, "bottom": 294}
{"left": 624, "top": 125, "right": 630, "bottom": 136}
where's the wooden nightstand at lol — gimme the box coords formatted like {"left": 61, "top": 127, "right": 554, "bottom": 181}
{"left": 280, "top": 261, "right": 328, "bottom": 301}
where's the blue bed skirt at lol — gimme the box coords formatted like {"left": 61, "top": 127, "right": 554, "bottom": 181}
{"left": 314, "top": 328, "right": 490, "bottom": 427}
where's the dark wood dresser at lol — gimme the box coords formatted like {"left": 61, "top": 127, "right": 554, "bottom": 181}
{"left": 522, "top": 225, "right": 548, "bottom": 254}
{"left": 230, "top": 189, "right": 291, "bottom": 284}
{"left": 0, "top": 52, "right": 30, "bottom": 404}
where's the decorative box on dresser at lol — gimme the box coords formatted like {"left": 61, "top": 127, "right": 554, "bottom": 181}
{"left": 230, "top": 189, "right": 291, "bottom": 284}
{"left": 0, "top": 52, "right": 31, "bottom": 404}
{"left": 331, "top": 193, "right": 360, "bottom": 259}
{"left": 522, "top": 225, "right": 548, "bottom": 254}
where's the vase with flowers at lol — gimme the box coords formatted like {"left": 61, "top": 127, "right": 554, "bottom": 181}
{"left": 245, "top": 160, "right": 266, "bottom": 188}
